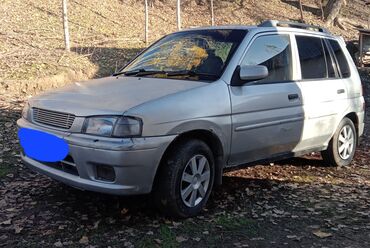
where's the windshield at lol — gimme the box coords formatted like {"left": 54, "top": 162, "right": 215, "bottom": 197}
{"left": 121, "top": 29, "right": 247, "bottom": 81}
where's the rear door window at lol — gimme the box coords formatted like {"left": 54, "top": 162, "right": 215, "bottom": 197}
{"left": 328, "top": 39, "right": 351, "bottom": 78}
{"left": 296, "top": 36, "right": 328, "bottom": 79}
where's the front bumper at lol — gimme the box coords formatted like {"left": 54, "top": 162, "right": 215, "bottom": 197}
{"left": 17, "top": 118, "right": 176, "bottom": 195}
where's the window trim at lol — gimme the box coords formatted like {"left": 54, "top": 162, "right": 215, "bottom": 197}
{"left": 235, "top": 32, "right": 296, "bottom": 85}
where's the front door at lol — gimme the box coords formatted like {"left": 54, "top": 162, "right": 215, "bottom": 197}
{"left": 228, "top": 33, "right": 304, "bottom": 166}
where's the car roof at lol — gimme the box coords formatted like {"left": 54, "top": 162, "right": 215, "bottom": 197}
{"left": 179, "top": 22, "right": 339, "bottom": 40}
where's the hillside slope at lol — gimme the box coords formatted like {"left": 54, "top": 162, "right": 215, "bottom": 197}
{"left": 0, "top": 0, "right": 369, "bottom": 87}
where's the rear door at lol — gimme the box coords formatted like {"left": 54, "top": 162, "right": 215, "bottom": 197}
{"left": 228, "top": 33, "right": 304, "bottom": 166}
{"left": 294, "top": 35, "right": 348, "bottom": 151}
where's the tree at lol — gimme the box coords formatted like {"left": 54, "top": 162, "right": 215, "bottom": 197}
{"left": 298, "top": 0, "right": 304, "bottom": 22}
{"left": 210, "top": 0, "right": 215, "bottom": 26}
{"left": 62, "top": 0, "right": 70, "bottom": 52}
{"left": 145, "top": 0, "right": 149, "bottom": 43}
{"left": 316, "top": 0, "right": 325, "bottom": 20}
{"left": 324, "top": 0, "right": 347, "bottom": 26}
{"left": 176, "top": 0, "right": 181, "bottom": 30}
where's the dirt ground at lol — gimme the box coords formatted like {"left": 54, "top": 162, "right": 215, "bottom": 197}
{"left": 0, "top": 71, "right": 369, "bottom": 247}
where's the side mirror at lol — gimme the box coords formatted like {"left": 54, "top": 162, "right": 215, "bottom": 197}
{"left": 231, "top": 65, "right": 269, "bottom": 86}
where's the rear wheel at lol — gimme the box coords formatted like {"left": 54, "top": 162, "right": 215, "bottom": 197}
{"left": 153, "top": 139, "right": 215, "bottom": 218}
{"left": 321, "top": 118, "right": 357, "bottom": 167}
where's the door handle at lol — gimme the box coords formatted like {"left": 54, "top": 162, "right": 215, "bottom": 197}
{"left": 337, "top": 89, "right": 345, "bottom": 94}
{"left": 288, "top": 94, "right": 299, "bottom": 101}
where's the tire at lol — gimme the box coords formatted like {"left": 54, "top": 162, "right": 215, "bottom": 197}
{"left": 153, "top": 139, "right": 215, "bottom": 218}
{"left": 321, "top": 118, "right": 357, "bottom": 167}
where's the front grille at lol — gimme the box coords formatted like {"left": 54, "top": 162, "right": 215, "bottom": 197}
{"left": 33, "top": 108, "right": 75, "bottom": 129}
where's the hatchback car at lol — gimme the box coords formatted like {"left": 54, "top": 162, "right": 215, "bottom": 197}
{"left": 18, "top": 20, "right": 365, "bottom": 217}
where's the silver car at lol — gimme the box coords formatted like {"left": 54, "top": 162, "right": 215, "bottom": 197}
{"left": 18, "top": 20, "right": 365, "bottom": 217}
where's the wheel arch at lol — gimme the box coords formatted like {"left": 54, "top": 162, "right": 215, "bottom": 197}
{"left": 153, "top": 129, "right": 225, "bottom": 190}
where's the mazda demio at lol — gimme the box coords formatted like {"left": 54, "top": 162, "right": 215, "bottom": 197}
{"left": 18, "top": 20, "right": 365, "bottom": 217}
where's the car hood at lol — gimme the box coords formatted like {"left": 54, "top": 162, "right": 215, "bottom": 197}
{"left": 30, "top": 76, "right": 206, "bottom": 116}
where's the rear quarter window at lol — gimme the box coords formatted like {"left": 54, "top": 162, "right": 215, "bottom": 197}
{"left": 328, "top": 39, "right": 351, "bottom": 78}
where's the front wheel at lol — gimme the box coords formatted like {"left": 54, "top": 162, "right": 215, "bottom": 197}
{"left": 321, "top": 117, "right": 357, "bottom": 167}
{"left": 153, "top": 139, "right": 215, "bottom": 218}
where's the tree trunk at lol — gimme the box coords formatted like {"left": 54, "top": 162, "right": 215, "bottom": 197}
{"left": 210, "top": 0, "right": 214, "bottom": 26}
{"left": 317, "top": 0, "right": 325, "bottom": 20}
{"left": 324, "top": 0, "right": 346, "bottom": 26}
{"left": 176, "top": 0, "right": 181, "bottom": 30}
{"left": 298, "top": 0, "right": 304, "bottom": 22}
{"left": 145, "top": 0, "right": 149, "bottom": 43}
{"left": 62, "top": 0, "right": 70, "bottom": 52}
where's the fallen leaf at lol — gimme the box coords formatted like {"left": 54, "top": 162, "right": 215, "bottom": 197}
{"left": 54, "top": 241, "right": 63, "bottom": 247}
{"left": 1, "top": 219, "right": 11, "bottom": 225}
{"left": 286, "top": 235, "right": 297, "bottom": 239}
{"left": 176, "top": 236, "right": 187, "bottom": 243}
{"left": 14, "top": 225, "right": 23, "bottom": 234}
{"left": 313, "top": 230, "right": 332, "bottom": 238}
{"left": 124, "top": 241, "right": 133, "bottom": 247}
{"left": 121, "top": 208, "right": 129, "bottom": 215}
{"left": 79, "top": 236, "right": 89, "bottom": 245}
{"left": 92, "top": 220, "right": 101, "bottom": 230}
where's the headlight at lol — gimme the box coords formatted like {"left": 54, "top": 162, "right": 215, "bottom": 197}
{"left": 83, "top": 116, "right": 142, "bottom": 137}
{"left": 112, "top": 116, "right": 142, "bottom": 137}
{"left": 22, "top": 103, "right": 31, "bottom": 120}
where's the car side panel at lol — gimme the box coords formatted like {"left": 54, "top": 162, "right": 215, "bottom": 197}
{"left": 228, "top": 82, "right": 304, "bottom": 165}
{"left": 294, "top": 36, "right": 364, "bottom": 151}
{"left": 125, "top": 80, "right": 233, "bottom": 160}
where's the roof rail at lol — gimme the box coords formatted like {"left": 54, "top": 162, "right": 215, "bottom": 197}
{"left": 258, "top": 20, "right": 330, "bottom": 34}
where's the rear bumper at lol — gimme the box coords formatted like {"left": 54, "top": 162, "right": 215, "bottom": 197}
{"left": 358, "top": 111, "right": 365, "bottom": 136}
{"left": 17, "top": 118, "right": 176, "bottom": 195}
{"left": 356, "top": 110, "right": 365, "bottom": 145}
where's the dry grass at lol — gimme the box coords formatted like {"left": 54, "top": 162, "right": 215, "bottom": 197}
{"left": 0, "top": 0, "right": 369, "bottom": 89}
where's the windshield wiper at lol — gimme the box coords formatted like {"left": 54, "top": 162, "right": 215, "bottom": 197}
{"left": 167, "top": 70, "right": 219, "bottom": 80}
{"left": 113, "top": 69, "right": 167, "bottom": 77}
{"left": 113, "top": 69, "right": 219, "bottom": 80}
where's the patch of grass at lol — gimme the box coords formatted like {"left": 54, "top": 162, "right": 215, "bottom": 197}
{"left": 215, "top": 215, "right": 255, "bottom": 230}
{"left": 181, "top": 220, "right": 206, "bottom": 234}
{"left": 0, "top": 165, "right": 14, "bottom": 178}
{"left": 137, "top": 237, "right": 156, "bottom": 248}
{"left": 159, "top": 225, "right": 178, "bottom": 248}
{"left": 142, "top": 225, "right": 178, "bottom": 248}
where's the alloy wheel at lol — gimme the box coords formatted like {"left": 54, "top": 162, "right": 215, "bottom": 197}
{"left": 180, "top": 155, "right": 211, "bottom": 208}
{"left": 337, "top": 125, "right": 355, "bottom": 160}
